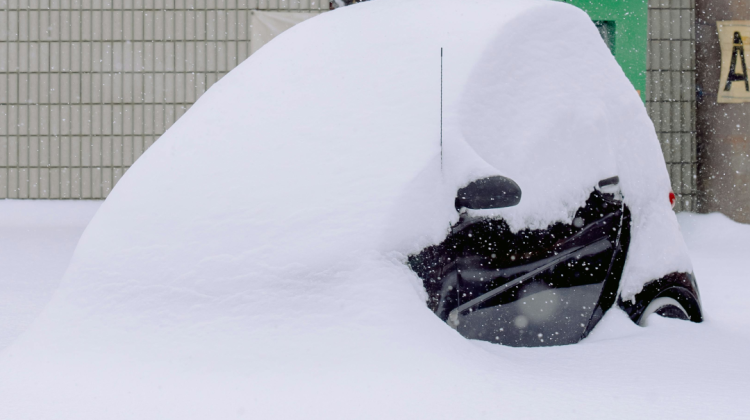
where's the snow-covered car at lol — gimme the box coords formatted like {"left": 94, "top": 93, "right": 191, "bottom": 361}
{"left": 409, "top": 175, "right": 703, "bottom": 347}
{"left": 0, "top": 0, "right": 712, "bottom": 417}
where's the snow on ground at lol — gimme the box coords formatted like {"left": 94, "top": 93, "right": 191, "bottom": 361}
{"left": 0, "top": 200, "right": 101, "bottom": 350}
{"left": 0, "top": 202, "right": 747, "bottom": 418}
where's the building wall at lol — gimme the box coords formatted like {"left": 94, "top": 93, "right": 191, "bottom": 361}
{"left": 646, "top": 0, "right": 698, "bottom": 212}
{"left": 0, "top": 0, "right": 324, "bottom": 199}
{"left": 0, "top": 0, "right": 703, "bottom": 208}
{"left": 695, "top": 0, "right": 750, "bottom": 223}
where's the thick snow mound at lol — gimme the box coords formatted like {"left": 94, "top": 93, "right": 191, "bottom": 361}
{"left": 0, "top": 0, "right": 696, "bottom": 418}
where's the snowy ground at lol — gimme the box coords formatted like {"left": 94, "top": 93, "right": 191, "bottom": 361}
{"left": 0, "top": 200, "right": 101, "bottom": 349}
{"left": 0, "top": 201, "right": 748, "bottom": 418}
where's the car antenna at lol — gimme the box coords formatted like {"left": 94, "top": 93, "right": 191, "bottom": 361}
{"left": 441, "top": 48, "right": 453, "bottom": 233}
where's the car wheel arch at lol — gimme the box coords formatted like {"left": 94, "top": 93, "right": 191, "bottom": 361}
{"left": 618, "top": 272, "right": 703, "bottom": 326}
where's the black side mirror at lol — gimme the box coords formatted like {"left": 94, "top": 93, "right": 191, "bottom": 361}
{"left": 455, "top": 176, "right": 522, "bottom": 211}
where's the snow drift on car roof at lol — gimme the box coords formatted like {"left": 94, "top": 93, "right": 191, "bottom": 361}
{"left": 0, "top": 0, "right": 692, "bottom": 417}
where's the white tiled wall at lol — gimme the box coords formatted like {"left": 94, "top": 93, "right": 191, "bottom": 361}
{"left": 646, "top": 0, "right": 697, "bottom": 212}
{"left": 0, "top": 0, "right": 325, "bottom": 198}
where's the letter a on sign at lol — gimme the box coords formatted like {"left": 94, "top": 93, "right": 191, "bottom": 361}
{"left": 718, "top": 21, "right": 750, "bottom": 103}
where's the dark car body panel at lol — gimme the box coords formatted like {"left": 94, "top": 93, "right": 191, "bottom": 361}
{"left": 409, "top": 180, "right": 703, "bottom": 346}
{"left": 618, "top": 271, "right": 703, "bottom": 324}
{"left": 409, "top": 188, "right": 632, "bottom": 347}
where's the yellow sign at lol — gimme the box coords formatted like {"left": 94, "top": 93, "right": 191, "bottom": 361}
{"left": 717, "top": 21, "right": 750, "bottom": 103}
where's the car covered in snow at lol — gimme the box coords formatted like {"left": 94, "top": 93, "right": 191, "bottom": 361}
{"left": 0, "top": 0, "right": 711, "bottom": 417}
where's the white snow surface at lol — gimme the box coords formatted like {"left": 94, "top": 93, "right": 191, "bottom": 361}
{"left": 0, "top": 200, "right": 101, "bottom": 349}
{"left": 0, "top": 0, "right": 720, "bottom": 418}
{"left": 1, "top": 205, "right": 748, "bottom": 419}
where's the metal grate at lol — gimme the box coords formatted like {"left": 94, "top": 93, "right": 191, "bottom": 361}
{"left": 646, "top": 0, "right": 697, "bottom": 212}
{"left": 0, "top": 0, "right": 325, "bottom": 199}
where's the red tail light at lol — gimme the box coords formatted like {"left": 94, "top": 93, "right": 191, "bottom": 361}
{"left": 669, "top": 191, "right": 676, "bottom": 209}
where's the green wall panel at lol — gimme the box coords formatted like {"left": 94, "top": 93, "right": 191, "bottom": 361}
{"left": 561, "top": 0, "right": 648, "bottom": 101}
